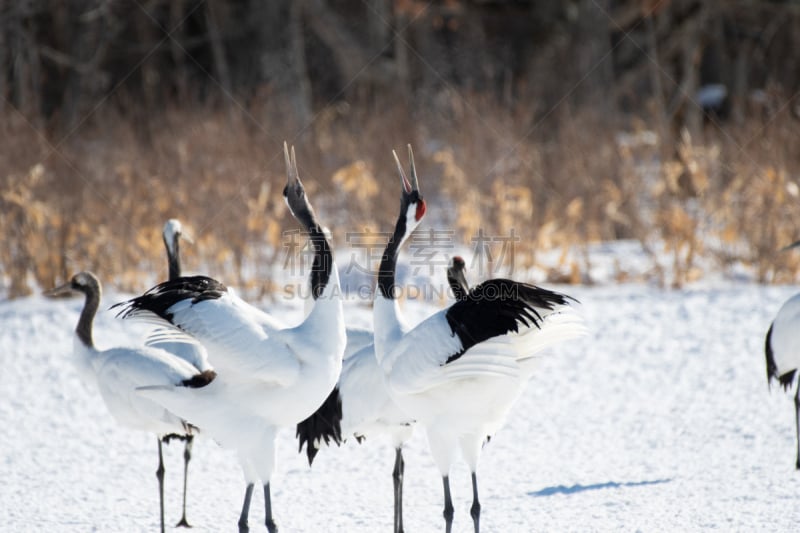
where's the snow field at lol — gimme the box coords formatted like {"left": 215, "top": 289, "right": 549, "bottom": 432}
{"left": 2, "top": 281, "right": 799, "bottom": 531}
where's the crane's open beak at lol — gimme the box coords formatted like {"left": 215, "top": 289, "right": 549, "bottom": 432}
{"left": 392, "top": 144, "right": 420, "bottom": 193}
{"left": 393, "top": 150, "right": 412, "bottom": 193}
{"left": 284, "top": 141, "right": 301, "bottom": 188}
{"left": 407, "top": 144, "right": 419, "bottom": 192}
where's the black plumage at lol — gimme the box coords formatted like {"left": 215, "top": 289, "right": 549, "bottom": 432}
{"left": 377, "top": 190, "right": 422, "bottom": 300}
{"left": 181, "top": 369, "right": 218, "bottom": 389}
{"left": 296, "top": 386, "right": 343, "bottom": 466}
{"left": 308, "top": 229, "right": 333, "bottom": 301}
{"left": 444, "top": 279, "right": 575, "bottom": 364}
{"left": 282, "top": 143, "right": 334, "bottom": 301}
{"left": 113, "top": 275, "right": 227, "bottom": 324}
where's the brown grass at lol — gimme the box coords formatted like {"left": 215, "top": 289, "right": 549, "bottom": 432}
{"left": 2, "top": 94, "right": 800, "bottom": 298}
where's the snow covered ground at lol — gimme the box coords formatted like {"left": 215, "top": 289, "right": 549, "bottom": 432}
{"left": 3, "top": 253, "right": 800, "bottom": 532}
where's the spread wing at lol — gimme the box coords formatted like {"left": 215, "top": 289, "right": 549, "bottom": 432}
{"left": 115, "top": 276, "right": 300, "bottom": 386}
{"left": 382, "top": 279, "right": 582, "bottom": 395}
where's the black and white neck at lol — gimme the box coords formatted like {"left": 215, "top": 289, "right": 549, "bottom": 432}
{"left": 373, "top": 146, "right": 427, "bottom": 358}
{"left": 282, "top": 142, "right": 335, "bottom": 301}
{"left": 376, "top": 145, "right": 427, "bottom": 301}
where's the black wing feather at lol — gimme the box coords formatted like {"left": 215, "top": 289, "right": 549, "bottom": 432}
{"left": 296, "top": 386, "right": 343, "bottom": 466}
{"left": 765, "top": 323, "right": 797, "bottom": 392}
{"left": 765, "top": 324, "right": 777, "bottom": 387}
{"left": 444, "top": 279, "right": 575, "bottom": 364}
{"left": 181, "top": 369, "right": 217, "bottom": 388}
{"left": 113, "top": 275, "right": 227, "bottom": 323}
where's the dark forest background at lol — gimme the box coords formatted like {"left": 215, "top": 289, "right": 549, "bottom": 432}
{"left": 2, "top": 0, "right": 800, "bottom": 297}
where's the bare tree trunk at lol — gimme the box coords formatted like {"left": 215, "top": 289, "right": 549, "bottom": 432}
{"left": 732, "top": 37, "right": 753, "bottom": 125}
{"left": 455, "top": 3, "right": 491, "bottom": 92}
{"left": 0, "top": 16, "right": 6, "bottom": 114}
{"left": 645, "top": 11, "right": 671, "bottom": 153}
{"left": 575, "top": 0, "right": 614, "bottom": 114}
{"left": 304, "top": 0, "right": 370, "bottom": 85}
{"left": 248, "top": 0, "right": 311, "bottom": 137}
{"left": 289, "top": 1, "right": 311, "bottom": 127}
{"left": 169, "top": 0, "right": 189, "bottom": 101}
{"left": 304, "top": 0, "right": 394, "bottom": 91}
{"left": 393, "top": 6, "right": 411, "bottom": 102}
{"left": 206, "top": 0, "right": 233, "bottom": 104}
{"left": 10, "top": 2, "right": 43, "bottom": 122}
{"left": 680, "top": 23, "right": 702, "bottom": 139}
{"left": 363, "top": 0, "right": 393, "bottom": 103}
{"left": 367, "top": 0, "right": 391, "bottom": 53}
{"left": 61, "top": 2, "right": 98, "bottom": 130}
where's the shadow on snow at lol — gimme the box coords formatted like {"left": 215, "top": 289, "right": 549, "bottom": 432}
{"left": 528, "top": 478, "right": 672, "bottom": 497}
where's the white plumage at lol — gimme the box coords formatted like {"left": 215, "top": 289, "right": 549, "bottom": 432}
{"left": 140, "top": 218, "right": 212, "bottom": 529}
{"left": 45, "top": 271, "right": 214, "bottom": 533}
{"left": 295, "top": 147, "right": 444, "bottom": 533}
{"left": 148, "top": 218, "right": 212, "bottom": 374}
{"left": 323, "top": 257, "right": 481, "bottom": 532}
{"left": 381, "top": 305, "right": 585, "bottom": 395}
{"left": 765, "top": 290, "right": 800, "bottom": 469}
{"left": 90, "top": 344, "right": 202, "bottom": 434}
{"left": 339, "top": 344, "right": 414, "bottom": 443}
{"left": 115, "top": 144, "right": 345, "bottom": 533}
{"left": 372, "top": 146, "right": 585, "bottom": 533}
{"left": 342, "top": 325, "right": 374, "bottom": 360}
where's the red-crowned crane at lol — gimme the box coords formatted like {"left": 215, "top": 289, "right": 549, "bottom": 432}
{"left": 114, "top": 143, "right": 346, "bottom": 533}
{"left": 293, "top": 169, "right": 487, "bottom": 533}
{"left": 372, "top": 146, "right": 585, "bottom": 533}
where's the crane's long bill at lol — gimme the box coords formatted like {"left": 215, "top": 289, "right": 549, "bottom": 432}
{"left": 284, "top": 141, "right": 299, "bottom": 186}
{"left": 43, "top": 282, "right": 73, "bottom": 297}
{"left": 393, "top": 150, "right": 412, "bottom": 193}
{"left": 407, "top": 144, "right": 419, "bottom": 192}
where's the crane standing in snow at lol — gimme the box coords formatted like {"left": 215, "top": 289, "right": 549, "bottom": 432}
{"left": 115, "top": 143, "right": 346, "bottom": 533}
{"left": 46, "top": 271, "right": 215, "bottom": 533}
{"left": 147, "top": 218, "right": 213, "bottom": 528}
{"left": 295, "top": 171, "right": 484, "bottom": 533}
{"left": 372, "top": 146, "right": 585, "bottom": 533}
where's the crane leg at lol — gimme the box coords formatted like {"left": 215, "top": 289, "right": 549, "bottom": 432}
{"left": 470, "top": 471, "right": 481, "bottom": 533}
{"left": 264, "top": 483, "right": 278, "bottom": 533}
{"left": 392, "top": 447, "right": 405, "bottom": 533}
{"left": 238, "top": 483, "right": 254, "bottom": 533}
{"left": 794, "top": 388, "right": 800, "bottom": 470}
{"left": 176, "top": 435, "right": 194, "bottom": 527}
{"left": 156, "top": 439, "right": 166, "bottom": 533}
{"left": 442, "top": 475, "right": 454, "bottom": 533}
